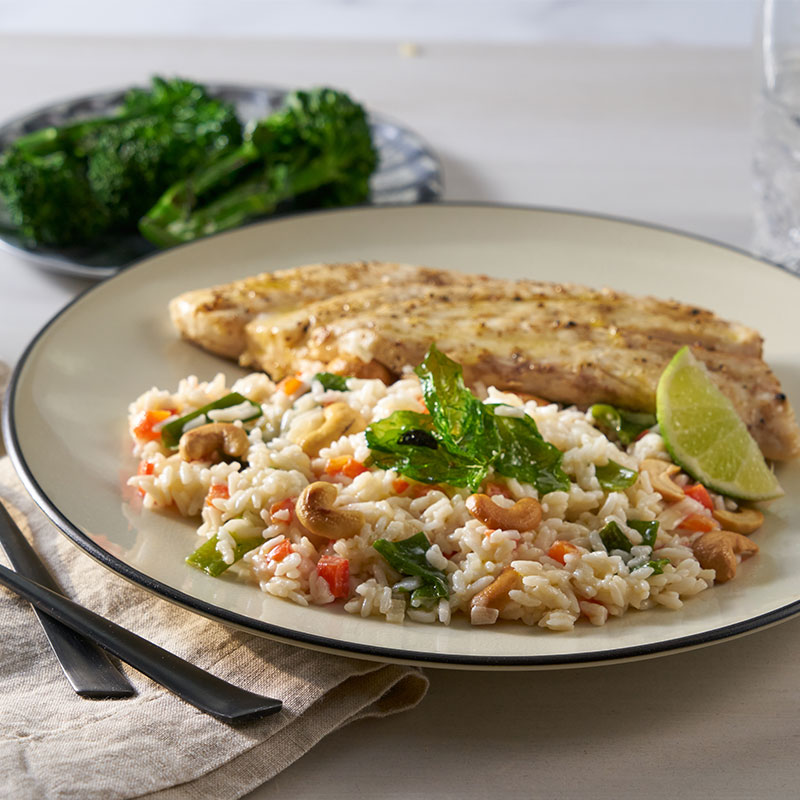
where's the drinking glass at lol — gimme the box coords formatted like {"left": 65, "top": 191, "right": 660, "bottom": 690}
{"left": 753, "top": 0, "right": 800, "bottom": 271}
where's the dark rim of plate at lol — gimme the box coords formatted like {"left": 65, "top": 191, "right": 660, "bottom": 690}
{"left": 4, "top": 202, "right": 800, "bottom": 669}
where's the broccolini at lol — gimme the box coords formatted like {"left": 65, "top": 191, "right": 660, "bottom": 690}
{"left": 0, "top": 77, "right": 242, "bottom": 247}
{"left": 138, "top": 87, "right": 378, "bottom": 248}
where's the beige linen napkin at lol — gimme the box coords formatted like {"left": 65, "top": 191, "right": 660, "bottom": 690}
{"left": 0, "top": 455, "right": 428, "bottom": 800}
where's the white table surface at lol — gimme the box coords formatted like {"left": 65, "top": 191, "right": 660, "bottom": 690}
{"left": 3, "top": 34, "right": 799, "bottom": 800}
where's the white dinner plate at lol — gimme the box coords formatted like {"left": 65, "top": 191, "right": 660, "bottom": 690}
{"left": 5, "top": 203, "right": 800, "bottom": 669}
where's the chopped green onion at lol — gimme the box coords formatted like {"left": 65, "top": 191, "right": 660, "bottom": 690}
{"left": 185, "top": 534, "right": 263, "bottom": 577}
{"left": 161, "top": 392, "right": 260, "bottom": 448}
{"left": 312, "top": 372, "right": 350, "bottom": 391}
{"left": 590, "top": 404, "right": 656, "bottom": 445}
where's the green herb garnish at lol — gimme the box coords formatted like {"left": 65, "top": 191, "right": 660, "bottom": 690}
{"left": 365, "top": 345, "right": 570, "bottom": 494}
{"left": 373, "top": 532, "right": 449, "bottom": 607}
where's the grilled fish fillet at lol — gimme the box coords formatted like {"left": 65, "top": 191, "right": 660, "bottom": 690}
{"left": 169, "top": 260, "right": 477, "bottom": 359}
{"left": 242, "top": 282, "right": 800, "bottom": 462}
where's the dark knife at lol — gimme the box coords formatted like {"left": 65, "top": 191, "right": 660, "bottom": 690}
{"left": 0, "top": 562, "right": 283, "bottom": 723}
{"left": 0, "top": 501, "right": 134, "bottom": 697}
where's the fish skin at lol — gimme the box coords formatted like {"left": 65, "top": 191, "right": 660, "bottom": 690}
{"left": 168, "top": 261, "right": 477, "bottom": 359}
{"left": 241, "top": 282, "right": 799, "bottom": 462}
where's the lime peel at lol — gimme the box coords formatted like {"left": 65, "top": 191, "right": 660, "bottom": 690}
{"left": 656, "top": 346, "right": 783, "bottom": 502}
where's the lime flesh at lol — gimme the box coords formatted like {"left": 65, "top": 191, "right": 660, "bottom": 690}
{"left": 656, "top": 346, "right": 783, "bottom": 501}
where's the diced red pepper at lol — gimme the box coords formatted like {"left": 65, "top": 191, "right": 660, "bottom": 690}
{"left": 269, "top": 497, "right": 294, "bottom": 523}
{"left": 137, "top": 460, "right": 155, "bottom": 476}
{"left": 548, "top": 540, "right": 580, "bottom": 564}
{"left": 132, "top": 409, "right": 174, "bottom": 442}
{"left": 267, "top": 539, "right": 293, "bottom": 563}
{"left": 316, "top": 554, "right": 350, "bottom": 598}
{"left": 411, "top": 483, "right": 441, "bottom": 498}
{"left": 392, "top": 478, "right": 410, "bottom": 494}
{"left": 685, "top": 483, "right": 714, "bottom": 511}
{"left": 206, "top": 484, "right": 229, "bottom": 506}
{"left": 678, "top": 512, "right": 718, "bottom": 533}
{"left": 486, "top": 482, "right": 512, "bottom": 498}
{"left": 136, "top": 460, "right": 155, "bottom": 497}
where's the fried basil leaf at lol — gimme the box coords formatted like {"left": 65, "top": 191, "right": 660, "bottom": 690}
{"left": 368, "top": 448, "right": 488, "bottom": 490}
{"left": 489, "top": 410, "right": 570, "bottom": 494}
{"left": 628, "top": 519, "right": 659, "bottom": 549}
{"left": 414, "top": 344, "right": 493, "bottom": 460}
{"left": 595, "top": 460, "right": 638, "bottom": 491}
{"left": 365, "top": 410, "right": 436, "bottom": 451}
{"left": 367, "top": 346, "right": 571, "bottom": 495}
{"left": 373, "top": 532, "right": 449, "bottom": 606}
{"left": 598, "top": 520, "right": 633, "bottom": 553}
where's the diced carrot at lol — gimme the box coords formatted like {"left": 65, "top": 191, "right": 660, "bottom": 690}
{"left": 392, "top": 478, "right": 410, "bottom": 494}
{"left": 267, "top": 539, "right": 293, "bottom": 563}
{"left": 269, "top": 497, "right": 294, "bottom": 523}
{"left": 132, "top": 409, "right": 173, "bottom": 441}
{"left": 316, "top": 555, "right": 350, "bottom": 598}
{"left": 206, "top": 484, "right": 229, "bottom": 506}
{"left": 678, "top": 513, "right": 719, "bottom": 533}
{"left": 548, "top": 540, "right": 580, "bottom": 564}
{"left": 343, "top": 459, "right": 367, "bottom": 478}
{"left": 325, "top": 456, "right": 367, "bottom": 478}
{"left": 325, "top": 455, "right": 349, "bottom": 474}
{"left": 278, "top": 376, "right": 304, "bottom": 395}
{"left": 685, "top": 483, "right": 714, "bottom": 511}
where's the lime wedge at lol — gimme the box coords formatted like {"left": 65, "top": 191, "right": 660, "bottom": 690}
{"left": 656, "top": 346, "right": 783, "bottom": 501}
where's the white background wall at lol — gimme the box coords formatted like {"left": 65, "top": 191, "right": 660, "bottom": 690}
{"left": 0, "top": 0, "right": 760, "bottom": 46}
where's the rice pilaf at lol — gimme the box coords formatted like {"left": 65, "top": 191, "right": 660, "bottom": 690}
{"left": 126, "top": 362, "right": 744, "bottom": 632}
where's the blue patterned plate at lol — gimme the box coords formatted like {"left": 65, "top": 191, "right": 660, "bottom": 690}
{"left": 0, "top": 84, "right": 443, "bottom": 279}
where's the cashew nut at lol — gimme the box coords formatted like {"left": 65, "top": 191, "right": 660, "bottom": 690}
{"left": 298, "top": 402, "right": 366, "bottom": 456}
{"left": 692, "top": 530, "right": 759, "bottom": 583}
{"left": 640, "top": 459, "right": 685, "bottom": 503}
{"left": 466, "top": 493, "right": 542, "bottom": 532}
{"left": 178, "top": 422, "right": 249, "bottom": 463}
{"left": 470, "top": 566, "right": 521, "bottom": 610}
{"left": 295, "top": 481, "right": 364, "bottom": 539}
{"left": 711, "top": 507, "right": 764, "bottom": 535}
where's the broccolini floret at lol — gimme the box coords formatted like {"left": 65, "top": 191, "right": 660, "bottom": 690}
{"left": 0, "top": 77, "right": 242, "bottom": 248}
{"left": 139, "top": 87, "right": 378, "bottom": 248}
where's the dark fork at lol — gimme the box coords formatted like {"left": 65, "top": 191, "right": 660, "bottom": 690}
{"left": 0, "top": 502, "right": 134, "bottom": 697}
{"left": 0, "top": 562, "right": 283, "bottom": 723}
